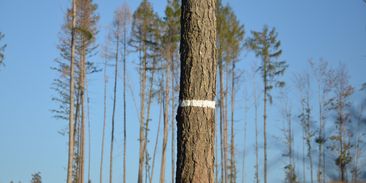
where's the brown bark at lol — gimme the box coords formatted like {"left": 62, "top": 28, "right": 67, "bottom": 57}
{"left": 160, "top": 61, "right": 170, "bottom": 183}
{"left": 67, "top": 1, "right": 76, "bottom": 183}
{"left": 175, "top": 0, "right": 216, "bottom": 182}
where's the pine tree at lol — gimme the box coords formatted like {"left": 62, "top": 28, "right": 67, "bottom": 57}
{"left": 246, "top": 26, "right": 287, "bottom": 183}
{"left": 130, "top": 1, "right": 161, "bottom": 182}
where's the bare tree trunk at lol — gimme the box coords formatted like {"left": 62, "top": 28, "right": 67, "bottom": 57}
{"left": 67, "top": 1, "right": 76, "bottom": 182}
{"left": 109, "top": 37, "right": 120, "bottom": 183}
{"left": 150, "top": 84, "right": 163, "bottom": 183}
{"left": 230, "top": 61, "right": 236, "bottom": 183}
{"left": 100, "top": 60, "right": 108, "bottom": 183}
{"left": 219, "top": 56, "right": 225, "bottom": 183}
{"left": 138, "top": 39, "right": 147, "bottom": 183}
{"left": 87, "top": 96, "right": 91, "bottom": 183}
{"left": 263, "top": 60, "right": 268, "bottom": 183}
{"left": 79, "top": 45, "right": 86, "bottom": 183}
{"left": 122, "top": 18, "right": 128, "bottom": 183}
{"left": 160, "top": 63, "right": 170, "bottom": 183}
{"left": 175, "top": 0, "right": 216, "bottom": 182}
{"left": 171, "top": 54, "right": 176, "bottom": 183}
{"left": 253, "top": 70, "right": 260, "bottom": 183}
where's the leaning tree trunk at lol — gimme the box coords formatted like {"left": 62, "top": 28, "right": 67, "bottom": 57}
{"left": 175, "top": 0, "right": 216, "bottom": 182}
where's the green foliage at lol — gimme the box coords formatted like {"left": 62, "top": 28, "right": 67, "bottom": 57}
{"left": 31, "top": 172, "right": 42, "bottom": 183}
{"left": 217, "top": 2, "right": 245, "bottom": 65}
{"left": 246, "top": 25, "right": 287, "bottom": 104}
{"left": 51, "top": 0, "right": 99, "bottom": 121}
{"left": 0, "top": 32, "right": 6, "bottom": 67}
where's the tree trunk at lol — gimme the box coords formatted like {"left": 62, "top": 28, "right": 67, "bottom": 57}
{"left": 263, "top": 60, "right": 268, "bottom": 183}
{"left": 138, "top": 37, "right": 147, "bottom": 183}
{"left": 160, "top": 61, "right": 170, "bottom": 183}
{"left": 100, "top": 60, "right": 108, "bottom": 183}
{"left": 123, "top": 21, "right": 127, "bottom": 183}
{"left": 175, "top": 0, "right": 216, "bottom": 182}
{"left": 67, "top": 1, "right": 76, "bottom": 183}
{"left": 171, "top": 53, "right": 176, "bottom": 183}
{"left": 109, "top": 37, "right": 119, "bottom": 183}
{"left": 150, "top": 86, "right": 163, "bottom": 183}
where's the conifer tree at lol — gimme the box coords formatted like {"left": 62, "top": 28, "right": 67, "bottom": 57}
{"left": 130, "top": 1, "right": 161, "bottom": 182}
{"left": 246, "top": 26, "right": 287, "bottom": 183}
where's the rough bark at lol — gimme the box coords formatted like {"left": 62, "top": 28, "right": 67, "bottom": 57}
{"left": 175, "top": 0, "right": 216, "bottom": 182}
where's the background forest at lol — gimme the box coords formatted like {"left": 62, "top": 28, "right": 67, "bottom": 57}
{"left": 0, "top": 0, "right": 366, "bottom": 183}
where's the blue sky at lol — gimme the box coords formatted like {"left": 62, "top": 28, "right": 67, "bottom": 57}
{"left": 0, "top": 0, "right": 365, "bottom": 183}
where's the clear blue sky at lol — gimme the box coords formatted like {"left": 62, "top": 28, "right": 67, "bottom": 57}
{"left": 0, "top": 0, "right": 365, "bottom": 183}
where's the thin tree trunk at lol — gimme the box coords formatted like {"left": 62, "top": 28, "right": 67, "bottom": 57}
{"left": 138, "top": 38, "right": 147, "bottom": 183}
{"left": 144, "top": 57, "right": 156, "bottom": 181}
{"left": 263, "top": 59, "right": 268, "bottom": 183}
{"left": 87, "top": 96, "right": 91, "bottom": 183}
{"left": 171, "top": 54, "right": 176, "bottom": 183}
{"left": 109, "top": 37, "right": 120, "bottom": 183}
{"left": 175, "top": 0, "right": 216, "bottom": 182}
{"left": 230, "top": 61, "right": 236, "bottom": 183}
{"left": 160, "top": 63, "right": 170, "bottom": 183}
{"left": 79, "top": 45, "right": 86, "bottom": 183}
{"left": 123, "top": 22, "right": 127, "bottom": 183}
{"left": 224, "top": 63, "right": 229, "bottom": 183}
{"left": 67, "top": 1, "right": 76, "bottom": 182}
{"left": 150, "top": 85, "right": 163, "bottom": 183}
{"left": 253, "top": 72, "right": 259, "bottom": 183}
{"left": 100, "top": 60, "right": 108, "bottom": 183}
{"left": 219, "top": 56, "right": 225, "bottom": 183}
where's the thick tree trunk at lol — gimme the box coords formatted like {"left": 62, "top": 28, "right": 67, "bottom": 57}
{"left": 175, "top": 0, "right": 216, "bottom": 182}
{"left": 67, "top": 1, "right": 76, "bottom": 183}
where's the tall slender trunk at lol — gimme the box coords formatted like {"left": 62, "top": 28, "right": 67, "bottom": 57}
{"left": 253, "top": 74, "right": 259, "bottom": 183}
{"left": 302, "top": 131, "right": 306, "bottom": 183}
{"left": 263, "top": 59, "right": 268, "bottom": 183}
{"left": 150, "top": 86, "right": 163, "bottom": 183}
{"left": 219, "top": 56, "right": 225, "bottom": 183}
{"left": 67, "top": 1, "right": 76, "bottom": 182}
{"left": 224, "top": 63, "right": 229, "bottom": 183}
{"left": 176, "top": 0, "right": 216, "bottom": 182}
{"left": 317, "top": 87, "right": 323, "bottom": 183}
{"left": 79, "top": 45, "right": 86, "bottom": 183}
{"left": 100, "top": 60, "right": 108, "bottom": 183}
{"left": 87, "top": 96, "right": 91, "bottom": 183}
{"left": 138, "top": 39, "right": 147, "bottom": 183}
{"left": 122, "top": 22, "right": 127, "bottom": 183}
{"left": 144, "top": 57, "right": 156, "bottom": 181}
{"left": 160, "top": 63, "right": 170, "bottom": 183}
{"left": 109, "top": 37, "right": 120, "bottom": 183}
{"left": 171, "top": 54, "right": 176, "bottom": 183}
{"left": 230, "top": 61, "right": 236, "bottom": 183}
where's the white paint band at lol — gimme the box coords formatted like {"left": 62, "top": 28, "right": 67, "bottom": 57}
{"left": 179, "top": 99, "right": 216, "bottom": 109}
